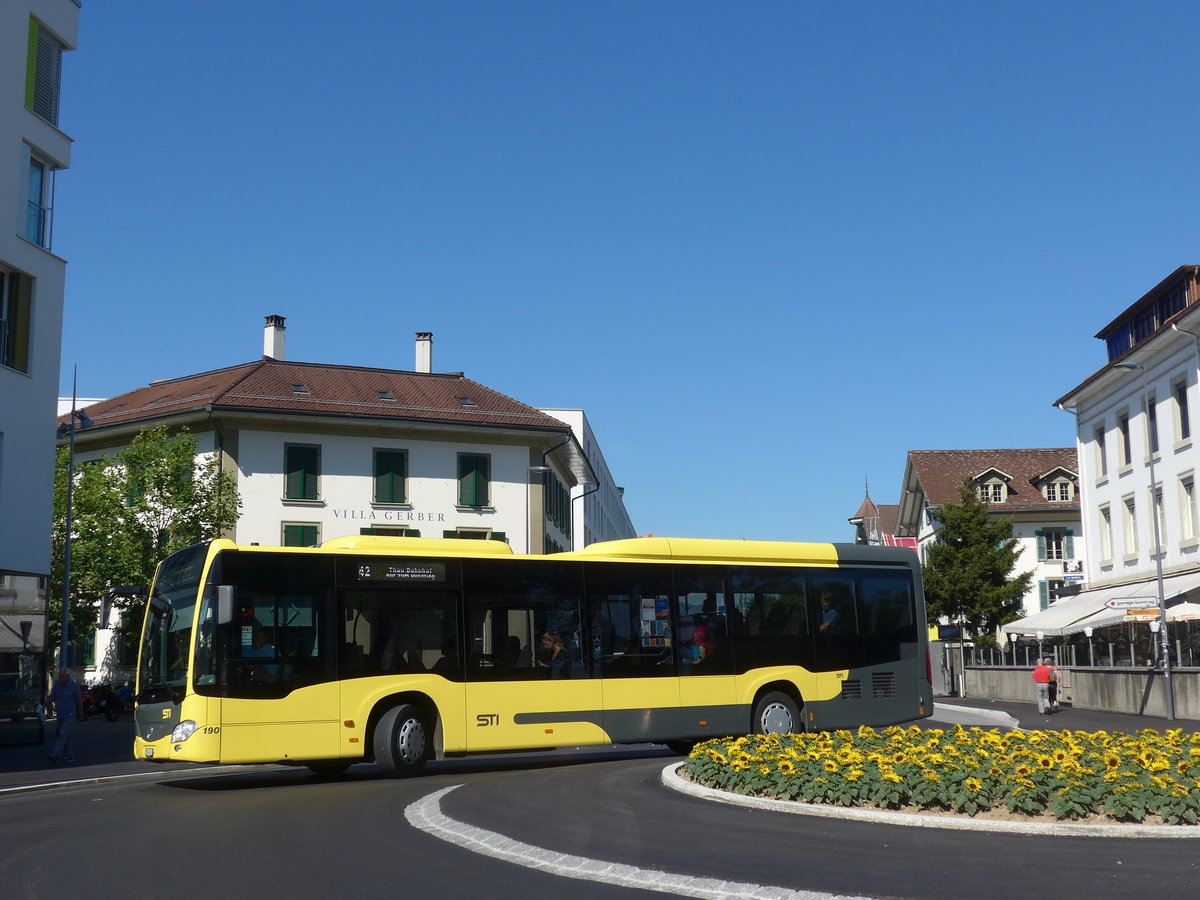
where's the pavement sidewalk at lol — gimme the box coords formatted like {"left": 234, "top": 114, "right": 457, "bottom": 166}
{"left": 0, "top": 717, "right": 197, "bottom": 791}
{"left": 931, "top": 695, "right": 1200, "bottom": 735}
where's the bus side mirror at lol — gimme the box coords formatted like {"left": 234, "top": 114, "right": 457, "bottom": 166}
{"left": 218, "top": 585, "right": 237, "bottom": 625}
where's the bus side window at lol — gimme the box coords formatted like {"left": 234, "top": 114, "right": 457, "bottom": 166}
{"left": 463, "top": 559, "right": 585, "bottom": 682}
{"left": 583, "top": 563, "right": 675, "bottom": 678}
{"left": 861, "top": 572, "right": 918, "bottom": 665}
{"left": 811, "top": 574, "right": 863, "bottom": 671}
{"left": 673, "top": 567, "right": 733, "bottom": 675}
{"left": 727, "top": 566, "right": 811, "bottom": 673}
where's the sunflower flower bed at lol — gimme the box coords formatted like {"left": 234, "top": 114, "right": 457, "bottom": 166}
{"left": 681, "top": 725, "right": 1200, "bottom": 825}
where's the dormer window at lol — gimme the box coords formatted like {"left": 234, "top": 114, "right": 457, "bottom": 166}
{"left": 1035, "top": 466, "right": 1078, "bottom": 503}
{"left": 291, "top": 384, "right": 308, "bottom": 394}
{"left": 1043, "top": 479, "right": 1074, "bottom": 502}
{"left": 977, "top": 479, "right": 1006, "bottom": 503}
{"left": 973, "top": 467, "right": 1011, "bottom": 504}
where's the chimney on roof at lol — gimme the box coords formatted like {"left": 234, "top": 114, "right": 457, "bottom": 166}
{"left": 415, "top": 332, "right": 432, "bottom": 373}
{"left": 264, "top": 315, "right": 286, "bottom": 360}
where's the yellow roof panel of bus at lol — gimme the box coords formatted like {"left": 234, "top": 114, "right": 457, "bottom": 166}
{"left": 318, "top": 535, "right": 515, "bottom": 555}
{"left": 565, "top": 537, "right": 839, "bottom": 565}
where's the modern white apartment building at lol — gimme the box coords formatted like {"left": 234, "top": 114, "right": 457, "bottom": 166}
{"left": 1033, "top": 266, "right": 1200, "bottom": 658}
{"left": 537, "top": 408, "right": 636, "bottom": 550}
{"left": 1, "top": 1, "right": 79, "bottom": 683}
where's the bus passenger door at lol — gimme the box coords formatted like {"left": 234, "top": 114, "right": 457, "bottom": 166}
{"left": 218, "top": 583, "right": 340, "bottom": 764}
{"left": 461, "top": 559, "right": 604, "bottom": 752}
{"left": 587, "top": 567, "right": 681, "bottom": 744}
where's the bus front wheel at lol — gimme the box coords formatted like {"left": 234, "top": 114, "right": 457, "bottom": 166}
{"left": 374, "top": 704, "right": 429, "bottom": 777}
{"left": 753, "top": 692, "right": 802, "bottom": 735}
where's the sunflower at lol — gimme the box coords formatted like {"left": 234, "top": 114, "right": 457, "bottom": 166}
{"left": 963, "top": 777, "right": 983, "bottom": 793}
{"left": 778, "top": 759, "right": 797, "bottom": 775}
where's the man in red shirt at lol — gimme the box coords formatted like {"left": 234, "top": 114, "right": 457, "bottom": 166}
{"left": 1032, "top": 659, "right": 1052, "bottom": 715}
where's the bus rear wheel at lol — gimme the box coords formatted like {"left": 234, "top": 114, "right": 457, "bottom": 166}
{"left": 374, "top": 704, "right": 429, "bottom": 777}
{"left": 753, "top": 691, "right": 802, "bottom": 735}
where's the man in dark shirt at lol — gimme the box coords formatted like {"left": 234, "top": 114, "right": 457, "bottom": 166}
{"left": 49, "top": 668, "right": 82, "bottom": 763}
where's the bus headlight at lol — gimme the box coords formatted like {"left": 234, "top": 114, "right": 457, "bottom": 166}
{"left": 171, "top": 720, "right": 199, "bottom": 743}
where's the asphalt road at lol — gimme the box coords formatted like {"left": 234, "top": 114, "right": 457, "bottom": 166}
{"left": 1, "top": 745, "right": 1198, "bottom": 898}
{"left": 3, "top": 700, "right": 1200, "bottom": 899}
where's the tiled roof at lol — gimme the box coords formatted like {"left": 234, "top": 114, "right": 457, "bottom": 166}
{"left": 63, "top": 360, "right": 571, "bottom": 434}
{"left": 907, "top": 448, "right": 1080, "bottom": 510}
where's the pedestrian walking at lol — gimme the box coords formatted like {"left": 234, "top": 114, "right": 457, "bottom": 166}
{"left": 49, "top": 668, "right": 82, "bottom": 763}
{"left": 1032, "top": 658, "right": 1052, "bottom": 715}
{"left": 1046, "top": 659, "right": 1060, "bottom": 711}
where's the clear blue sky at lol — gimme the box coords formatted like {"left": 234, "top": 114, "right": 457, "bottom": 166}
{"left": 54, "top": 1, "right": 1200, "bottom": 542}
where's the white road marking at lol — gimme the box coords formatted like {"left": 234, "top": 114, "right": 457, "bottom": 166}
{"left": 404, "top": 785, "right": 875, "bottom": 900}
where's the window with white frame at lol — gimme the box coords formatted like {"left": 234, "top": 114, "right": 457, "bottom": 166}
{"left": 1151, "top": 485, "right": 1166, "bottom": 553}
{"left": 25, "top": 153, "right": 53, "bottom": 248}
{"left": 1118, "top": 412, "right": 1132, "bottom": 467}
{"left": 1039, "top": 528, "right": 1069, "bottom": 561}
{"left": 1042, "top": 478, "right": 1074, "bottom": 502}
{"left": 976, "top": 479, "right": 1005, "bottom": 503}
{"left": 1122, "top": 496, "right": 1139, "bottom": 555}
{"left": 1094, "top": 424, "right": 1108, "bottom": 478}
{"left": 1099, "top": 504, "right": 1113, "bottom": 561}
{"left": 1175, "top": 378, "right": 1191, "bottom": 443}
{"left": 1181, "top": 475, "right": 1198, "bottom": 543}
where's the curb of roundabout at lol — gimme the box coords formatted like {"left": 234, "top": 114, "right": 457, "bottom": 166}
{"left": 660, "top": 762, "right": 1200, "bottom": 839}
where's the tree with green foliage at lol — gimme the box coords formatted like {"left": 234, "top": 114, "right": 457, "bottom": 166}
{"left": 921, "top": 479, "right": 1031, "bottom": 645}
{"left": 49, "top": 425, "right": 240, "bottom": 657}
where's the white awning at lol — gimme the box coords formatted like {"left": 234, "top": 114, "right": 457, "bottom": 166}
{"left": 1002, "top": 569, "right": 1200, "bottom": 637}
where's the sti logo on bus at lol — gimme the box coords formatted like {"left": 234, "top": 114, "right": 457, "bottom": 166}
{"left": 476, "top": 713, "right": 499, "bottom": 727}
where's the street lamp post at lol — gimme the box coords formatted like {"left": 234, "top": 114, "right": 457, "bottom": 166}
{"left": 57, "top": 366, "right": 93, "bottom": 671}
{"left": 1114, "top": 361, "right": 1175, "bottom": 719}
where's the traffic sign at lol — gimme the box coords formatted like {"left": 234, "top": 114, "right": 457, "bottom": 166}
{"left": 1106, "top": 597, "right": 1158, "bottom": 610}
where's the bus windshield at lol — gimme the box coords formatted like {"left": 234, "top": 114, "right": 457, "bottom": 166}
{"left": 137, "top": 543, "right": 209, "bottom": 702}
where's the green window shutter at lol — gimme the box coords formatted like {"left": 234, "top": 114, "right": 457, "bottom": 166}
{"left": 1038, "top": 581, "right": 1050, "bottom": 611}
{"left": 1064, "top": 530, "right": 1075, "bottom": 559}
{"left": 80, "top": 629, "right": 96, "bottom": 667}
{"left": 491, "top": 531, "right": 507, "bottom": 543}
{"left": 374, "top": 450, "right": 406, "bottom": 503}
{"left": 443, "top": 530, "right": 459, "bottom": 539}
{"left": 285, "top": 446, "right": 319, "bottom": 500}
{"left": 1035, "top": 531, "right": 1046, "bottom": 562}
{"left": 283, "top": 524, "right": 318, "bottom": 547}
{"left": 458, "top": 454, "right": 490, "bottom": 506}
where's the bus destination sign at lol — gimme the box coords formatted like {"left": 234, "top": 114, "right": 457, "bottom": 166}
{"left": 356, "top": 562, "right": 446, "bottom": 583}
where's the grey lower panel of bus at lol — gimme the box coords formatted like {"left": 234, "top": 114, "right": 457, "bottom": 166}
{"left": 514, "top": 705, "right": 751, "bottom": 744}
{"left": 813, "top": 658, "right": 929, "bottom": 730}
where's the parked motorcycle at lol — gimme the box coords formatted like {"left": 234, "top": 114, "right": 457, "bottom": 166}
{"left": 83, "top": 682, "right": 123, "bottom": 721}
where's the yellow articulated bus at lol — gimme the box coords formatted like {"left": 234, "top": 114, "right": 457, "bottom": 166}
{"left": 134, "top": 536, "right": 932, "bottom": 776}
